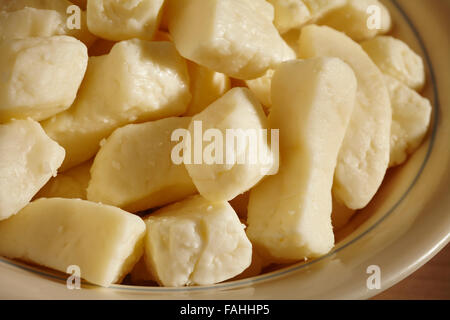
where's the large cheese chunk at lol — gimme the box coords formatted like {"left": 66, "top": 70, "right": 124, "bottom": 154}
{"left": 0, "top": 119, "right": 65, "bottom": 221}
{"left": 232, "top": 249, "right": 264, "bottom": 280}
{"left": 87, "top": 38, "right": 116, "bottom": 56}
{"left": 361, "top": 36, "right": 426, "bottom": 91}
{"left": 87, "top": 0, "right": 165, "bottom": 41}
{"left": 42, "top": 40, "right": 191, "bottom": 171}
{"left": 0, "top": 8, "right": 62, "bottom": 40}
{"left": 185, "top": 88, "right": 274, "bottom": 202}
{"left": 70, "top": 0, "right": 87, "bottom": 10}
{"left": 184, "top": 62, "right": 231, "bottom": 116}
{"left": 159, "top": 3, "right": 169, "bottom": 30}
{"left": 318, "top": 0, "right": 392, "bottom": 42}
{"left": 35, "top": 160, "right": 92, "bottom": 200}
{"left": 87, "top": 117, "right": 197, "bottom": 212}
{"left": 153, "top": 30, "right": 172, "bottom": 42}
{"left": 385, "top": 75, "right": 432, "bottom": 167}
{"left": 0, "top": 198, "right": 145, "bottom": 287}
{"left": 245, "top": 69, "right": 275, "bottom": 112}
{"left": 246, "top": 57, "right": 357, "bottom": 261}
{"left": 245, "top": 37, "right": 298, "bottom": 112}
{"left": 0, "top": 36, "right": 88, "bottom": 123}
{"left": 0, "top": 0, "right": 96, "bottom": 46}
{"left": 282, "top": 29, "right": 302, "bottom": 54}
{"left": 132, "top": 247, "right": 264, "bottom": 284}
{"left": 168, "top": 0, "right": 295, "bottom": 80}
{"left": 267, "top": 0, "right": 346, "bottom": 34}
{"left": 299, "top": 25, "right": 392, "bottom": 210}
{"left": 267, "top": 0, "right": 311, "bottom": 34}
{"left": 143, "top": 195, "right": 252, "bottom": 286}
{"left": 132, "top": 233, "right": 264, "bottom": 284}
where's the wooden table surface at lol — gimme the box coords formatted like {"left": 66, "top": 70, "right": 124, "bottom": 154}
{"left": 373, "top": 244, "right": 450, "bottom": 300}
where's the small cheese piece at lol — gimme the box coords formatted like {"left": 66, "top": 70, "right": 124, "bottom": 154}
{"left": 88, "top": 38, "right": 116, "bottom": 56}
{"left": 87, "top": 0, "right": 165, "bottom": 41}
{"left": 385, "top": 75, "right": 432, "bottom": 167}
{"left": 361, "top": 36, "right": 426, "bottom": 91}
{"left": 185, "top": 88, "right": 275, "bottom": 202}
{"left": 282, "top": 29, "right": 302, "bottom": 55}
{"left": 299, "top": 25, "right": 392, "bottom": 210}
{"left": 245, "top": 69, "right": 275, "bottom": 111}
{"left": 267, "top": 0, "right": 346, "bottom": 34}
{"left": 42, "top": 40, "right": 191, "bottom": 171}
{"left": 0, "top": 36, "right": 88, "bottom": 123}
{"left": 0, "top": 198, "right": 146, "bottom": 287}
{"left": 87, "top": 117, "right": 197, "bottom": 212}
{"left": 244, "top": 22, "right": 301, "bottom": 113}
{"left": 232, "top": 249, "right": 264, "bottom": 280}
{"left": 143, "top": 195, "right": 252, "bottom": 286}
{"left": 70, "top": 0, "right": 87, "bottom": 10}
{"left": 0, "top": 8, "right": 62, "bottom": 40}
{"left": 0, "top": 0, "right": 96, "bottom": 46}
{"left": 246, "top": 57, "right": 357, "bottom": 261}
{"left": 35, "top": 160, "right": 92, "bottom": 200}
{"left": 302, "top": 0, "right": 346, "bottom": 16}
{"left": 318, "top": 0, "right": 392, "bottom": 42}
{"left": 0, "top": 119, "right": 65, "bottom": 221}
{"left": 184, "top": 62, "right": 231, "bottom": 116}
{"left": 331, "top": 198, "right": 356, "bottom": 230}
{"left": 168, "top": 0, "right": 295, "bottom": 79}
{"left": 129, "top": 258, "right": 156, "bottom": 285}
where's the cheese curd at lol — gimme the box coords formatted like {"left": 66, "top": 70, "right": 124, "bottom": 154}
{"left": 35, "top": 160, "right": 92, "bottom": 200}
{"left": 299, "top": 25, "right": 392, "bottom": 210}
{"left": 268, "top": 0, "right": 346, "bottom": 34}
{"left": 318, "top": 0, "right": 392, "bottom": 42}
{"left": 184, "top": 62, "right": 231, "bottom": 116}
{"left": 247, "top": 57, "right": 357, "bottom": 261}
{"left": 143, "top": 195, "right": 252, "bottom": 286}
{"left": 385, "top": 75, "right": 432, "bottom": 167}
{"left": 42, "top": 40, "right": 191, "bottom": 171}
{"left": 0, "top": 198, "right": 145, "bottom": 287}
{"left": 0, "top": 119, "right": 65, "bottom": 221}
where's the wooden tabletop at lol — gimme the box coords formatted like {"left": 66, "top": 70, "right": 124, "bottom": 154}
{"left": 373, "top": 244, "right": 450, "bottom": 300}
